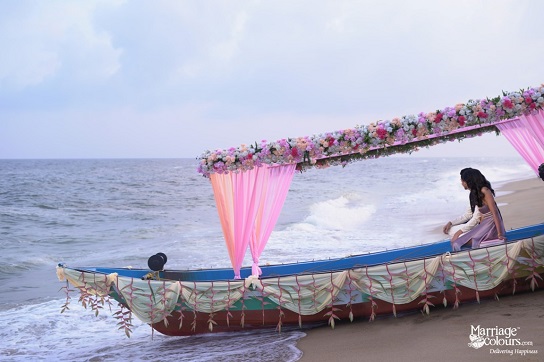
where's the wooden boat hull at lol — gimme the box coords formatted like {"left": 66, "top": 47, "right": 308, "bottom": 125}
{"left": 150, "top": 275, "right": 539, "bottom": 336}
{"left": 56, "top": 224, "right": 544, "bottom": 337}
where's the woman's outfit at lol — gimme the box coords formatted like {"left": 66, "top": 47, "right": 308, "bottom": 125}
{"left": 451, "top": 203, "right": 506, "bottom": 251}
{"left": 448, "top": 205, "right": 482, "bottom": 238}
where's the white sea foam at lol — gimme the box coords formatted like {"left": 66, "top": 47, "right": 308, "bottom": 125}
{"left": 0, "top": 299, "right": 304, "bottom": 362}
{"left": 294, "top": 195, "right": 376, "bottom": 231}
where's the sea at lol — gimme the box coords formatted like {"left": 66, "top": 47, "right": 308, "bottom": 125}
{"left": 0, "top": 156, "right": 535, "bottom": 362}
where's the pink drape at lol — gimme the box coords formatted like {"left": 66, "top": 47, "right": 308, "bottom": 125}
{"left": 522, "top": 109, "right": 544, "bottom": 150}
{"left": 210, "top": 164, "right": 296, "bottom": 279}
{"left": 249, "top": 163, "right": 296, "bottom": 276}
{"left": 497, "top": 109, "right": 544, "bottom": 175}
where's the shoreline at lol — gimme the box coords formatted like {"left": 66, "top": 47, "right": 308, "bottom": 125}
{"left": 495, "top": 177, "right": 544, "bottom": 230}
{"left": 296, "top": 175, "right": 544, "bottom": 362}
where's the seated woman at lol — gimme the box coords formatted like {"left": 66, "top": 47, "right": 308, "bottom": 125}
{"left": 451, "top": 168, "right": 506, "bottom": 251}
{"left": 443, "top": 168, "right": 481, "bottom": 239}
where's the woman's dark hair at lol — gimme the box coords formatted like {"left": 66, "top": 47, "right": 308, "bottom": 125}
{"left": 460, "top": 167, "right": 473, "bottom": 179}
{"left": 461, "top": 168, "right": 494, "bottom": 212}
{"left": 539, "top": 163, "right": 544, "bottom": 181}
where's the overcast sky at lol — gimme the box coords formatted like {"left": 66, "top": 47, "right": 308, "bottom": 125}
{"left": 1, "top": 0, "right": 543, "bottom": 159}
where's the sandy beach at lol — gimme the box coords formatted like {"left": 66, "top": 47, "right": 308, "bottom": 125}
{"left": 297, "top": 176, "right": 544, "bottom": 362}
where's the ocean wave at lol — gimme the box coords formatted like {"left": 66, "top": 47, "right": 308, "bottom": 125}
{"left": 294, "top": 195, "right": 376, "bottom": 231}
{"left": 0, "top": 300, "right": 304, "bottom": 362}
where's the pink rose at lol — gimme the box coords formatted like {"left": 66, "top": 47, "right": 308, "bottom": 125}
{"left": 376, "top": 128, "right": 387, "bottom": 140}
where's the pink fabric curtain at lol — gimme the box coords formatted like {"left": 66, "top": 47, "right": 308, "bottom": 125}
{"left": 522, "top": 109, "right": 544, "bottom": 150}
{"left": 210, "top": 164, "right": 296, "bottom": 279}
{"left": 249, "top": 163, "right": 296, "bottom": 276}
{"left": 497, "top": 110, "right": 544, "bottom": 175}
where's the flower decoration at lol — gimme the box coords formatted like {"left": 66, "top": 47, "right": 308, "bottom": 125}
{"left": 197, "top": 84, "right": 544, "bottom": 177}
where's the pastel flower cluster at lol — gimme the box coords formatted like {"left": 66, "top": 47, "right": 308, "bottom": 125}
{"left": 197, "top": 84, "right": 544, "bottom": 177}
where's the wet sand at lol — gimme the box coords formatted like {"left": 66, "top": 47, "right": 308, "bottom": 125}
{"left": 297, "top": 176, "right": 544, "bottom": 362}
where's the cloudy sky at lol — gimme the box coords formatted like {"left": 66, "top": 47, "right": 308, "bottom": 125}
{"left": 1, "top": 0, "right": 543, "bottom": 159}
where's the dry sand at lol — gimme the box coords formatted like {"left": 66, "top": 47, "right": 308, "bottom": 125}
{"left": 296, "top": 176, "right": 544, "bottom": 362}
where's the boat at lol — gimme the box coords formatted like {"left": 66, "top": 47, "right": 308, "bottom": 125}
{"left": 56, "top": 84, "right": 544, "bottom": 337}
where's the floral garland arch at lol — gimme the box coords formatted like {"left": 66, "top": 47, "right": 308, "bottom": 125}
{"left": 197, "top": 84, "right": 544, "bottom": 177}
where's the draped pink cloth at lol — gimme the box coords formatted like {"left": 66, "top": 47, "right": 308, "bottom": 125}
{"left": 210, "top": 164, "right": 296, "bottom": 279}
{"left": 497, "top": 109, "right": 544, "bottom": 175}
{"left": 249, "top": 163, "right": 296, "bottom": 276}
{"left": 522, "top": 109, "right": 544, "bottom": 150}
